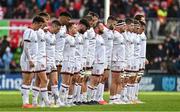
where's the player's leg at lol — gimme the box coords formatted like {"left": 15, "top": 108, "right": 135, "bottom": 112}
{"left": 50, "top": 70, "right": 64, "bottom": 106}
{"left": 32, "top": 73, "right": 41, "bottom": 107}
{"left": 96, "top": 69, "right": 109, "bottom": 104}
{"left": 37, "top": 71, "right": 50, "bottom": 106}
{"left": 109, "top": 71, "right": 119, "bottom": 104}
{"left": 21, "top": 72, "right": 34, "bottom": 107}
{"left": 81, "top": 75, "right": 88, "bottom": 104}
{"left": 67, "top": 74, "right": 75, "bottom": 106}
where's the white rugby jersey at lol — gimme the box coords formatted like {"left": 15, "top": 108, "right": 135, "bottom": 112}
{"left": 140, "top": 32, "right": 147, "bottom": 58}
{"left": 45, "top": 31, "right": 56, "bottom": 63}
{"left": 63, "top": 34, "right": 76, "bottom": 62}
{"left": 133, "top": 33, "right": 141, "bottom": 59}
{"left": 94, "top": 34, "right": 106, "bottom": 64}
{"left": 21, "top": 28, "right": 38, "bottom": 61}
{"left": 112, "top": 30, "right": 125, "bottom": 62}
{"left": 55, "top": 25, "right": 66, "bottom": 62}
{"left": 82, "top": 31, "right": 89, "bottom": 59}
{"left": 123, "top": 31, "right": 135, "bottom": 60}
{"left": 75, "top": 32, "right": 84, "bottom": 60}
{"left": 36, "top": 29, "right": 46, "bottom": 59}
{"left": 102, "top": 26, "right": 114, "bottom": 60}
{"left": 87, "top": 27, "right": 96, "bottom": 61}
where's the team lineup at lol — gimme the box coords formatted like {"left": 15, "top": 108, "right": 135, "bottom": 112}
{"left": 20, "top": 11, "right": 147, "bottom": 108}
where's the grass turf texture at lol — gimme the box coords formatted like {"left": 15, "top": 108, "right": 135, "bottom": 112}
{"left": 0, "top": 91, "right": 180, "bottom": 112}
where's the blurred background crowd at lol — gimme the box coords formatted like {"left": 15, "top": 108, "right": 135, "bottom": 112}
{"left": 0, "top": 0, "right": 179, "bottom": 74}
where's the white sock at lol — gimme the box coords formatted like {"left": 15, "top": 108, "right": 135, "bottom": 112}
{"left": 95, "top": 83, "right": 101, "bottom": 101}
{"left": 32, "top": 86, "right": 40, "bottom": 105}
{"left": 41, "top": 88, "right": 50, "bottom": 106}
{"left": 82, "top": 92, "right": 87, "bottom": 102}
{"left": 77, "top": 85, "right": 81, "bottom": 102}
{"left": 92, "top": 86, "right": 97, "bottom": 101}
{"left": 39, "top": 92, "right": 44, "bottom": 106}
{"left": 135, "top": 83, "right": 139, "bottom": 100}
{"left": 132, "top": 84, "right": 136, "bottom": 100}
{"left": 127, "top": 84, "right": 132, "bottom": 101}
{"left": 73, "top": 83, "right": 78, "bottom": 102}
{"left": 67, "top": 95, "right": 73, "bottom": 104}
{"left": 59, "top": 83, "right": 69, "bottom": 104}
{"left": 122, "top": 86, "right": 127, "bottom": 97}
{"left": 100, "top": 83, "right": 105, "bottom": 101}
{"left": 87, "top": 85, "right": 94, "bottom": 102}
{"left": 21, "top": 84, "right": 30, "bottom": 105}
{"left": 51, "top": 85, "right": 61, "bottom": 105}
{"left": 109, "top": 95, "right": 116, "bottom": 103}
{"left": 48, "top": 91, "right": 53, "bottom": 104}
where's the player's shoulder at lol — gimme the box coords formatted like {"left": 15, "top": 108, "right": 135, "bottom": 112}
{"left": 24, "top": 27, "right": 34, "bottom": 33}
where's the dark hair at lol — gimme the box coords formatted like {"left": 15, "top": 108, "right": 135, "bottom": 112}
{"left": 66, "top": 22, "right": 75, "bottom": 31}
{"left": 79, "top": 19, "right": 90, "bottom": 29}
{"left": 134, "top": 14, "right": 146, "bottom": 25}
{"left": 108, "top": 16, "right": 117, "bottom": 21}
{"left": 83, "top": 15, "right": 93, "bottom": 21}
{"left": 125, "top": 18, "right": 133, "bottom": 24}
{"left": 32, "top": 16, "right": 45, "bottom": 23}
{"left": 38, "top": 12, "right": 50, "bottom": 19}
{"left": 116, "top": 19, "right": 125, "bottom": 26}
{"left": 88, "top": 11, "right": 99, "bottom": 18}
{"left": 52, "top": 20, "right": 61, "bottom": 26}
{"left": 134, "top": 14, "right": 145, "bottom": 21}
{"left": 59, "top": 12, "right": 72, "bottom": 18}
{"left": 134, "top": 19, "right": 140, "bottom": 25}
{"left": 93, "top": 21, "right": 102, "bottom": 29}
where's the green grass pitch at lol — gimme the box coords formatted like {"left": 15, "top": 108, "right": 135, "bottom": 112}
{"left": 0, "top": 91, "right": 180, "bottom": 112}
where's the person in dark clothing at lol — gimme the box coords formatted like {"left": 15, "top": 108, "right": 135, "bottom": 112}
{"left": 0, "top": 35, "right": 9, "bottom": 58}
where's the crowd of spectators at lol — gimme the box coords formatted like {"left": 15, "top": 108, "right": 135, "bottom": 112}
{"left": 147, "top": 34, "right": 180, "bottom": 74}
{"left": 0, "top": 0, "right": 179, "bottom": 19}
{"left": 0, "top": 35, "right": 22, "bottom": 73}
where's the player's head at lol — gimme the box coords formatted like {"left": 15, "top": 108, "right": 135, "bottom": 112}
{"left": 78, "top": 18, "right": 90, "bottom": 34}
{"left": 67, "top": 22, "right": 77, "bottom": 36}
{"left": 87, "top": 11, "right": 99, "bottom": 27}
{"left": 115, "top": 19, "right": 126, "bottom": 33}
{"left": 139, "top": 21, "right": 146, "bottom": 34}
{"left": 32, "top": 16, "right": 45, "bottom": 30}
{"left": 107, "top": 16, "right": 117, "bottom": 30}
{"left": 133, "top": 19, "right": 140, "bottom": 34}
{"left": 59, "top": 12, "right": 72, "bottom": 26}
{"left": 94, "top": 21, "right": 104, "bottom": 35}
{"left": 38, "top": 12, "right": 50, "bottom": 27}
{"left": 51, "top": 20, "right": 61, "bottom": 34}
{"left": 134, "top": 14, "right": 146, "bottom": 25}
{"left": 125, "top": 18, "right": 134, "bottom": 32}
{"left": 83, "top": 15, "right": 93, "bottom": 27}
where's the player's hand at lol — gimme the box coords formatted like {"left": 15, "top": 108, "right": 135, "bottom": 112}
{"left": 145, "top": 59, "right": 149, "bottom": 65}
{"left": 29, "top": 60, "right": 35, "bottom": 68}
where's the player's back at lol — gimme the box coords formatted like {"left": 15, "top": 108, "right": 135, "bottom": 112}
{"left": 94, "top": 34, "right": 106, "bottom": 64}
{"left": 63, "top": 34, "right": 76, "bottom": 62}
{"left": 75, "top": 33, "right": 84, "bottom": 59}
{"left": 36, "top": 28, "right": 46, "bottom": 59}
{"left": 112, "top": 30, "right": 125, "bottom": 62}
{"left": 45, "top": 31, "right": 56, "bottom": 63}
{"left": 21, "top": 28, "right": 38, "bottom": 61}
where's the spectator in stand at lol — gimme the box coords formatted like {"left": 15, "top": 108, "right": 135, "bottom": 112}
{"left": 0, "top": 5, "right": 4, "bottom": 19}
{"left": 2, "top": 47, "right": 13, "bottom": 74}
{"left": 11, "top": 48, "right": 22, "bottom": 69}
{"left": 147, "top": 2, "right": 158, "bottom": 39}
{"left": 153, "top": 44, "right": 167, "bottom": 71}
{"left": 0, "top": 36, "right": 9, "bottom": 58}
{"left": 156, "top": 1, "right": 168, "bottom": 38}
{"left": 14, "top": 2, "right": 28, "bottom": 19}
{"left": 68, "top": 2, "right": 79, "bottom": 18}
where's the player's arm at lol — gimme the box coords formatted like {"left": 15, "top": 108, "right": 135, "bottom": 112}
{"left": 23, "top": 30, "right": 34, "bottom": 67}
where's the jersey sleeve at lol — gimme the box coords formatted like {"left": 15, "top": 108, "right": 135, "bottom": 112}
{"left": 23, "top": 29, "right": 32, "bottom": 61}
